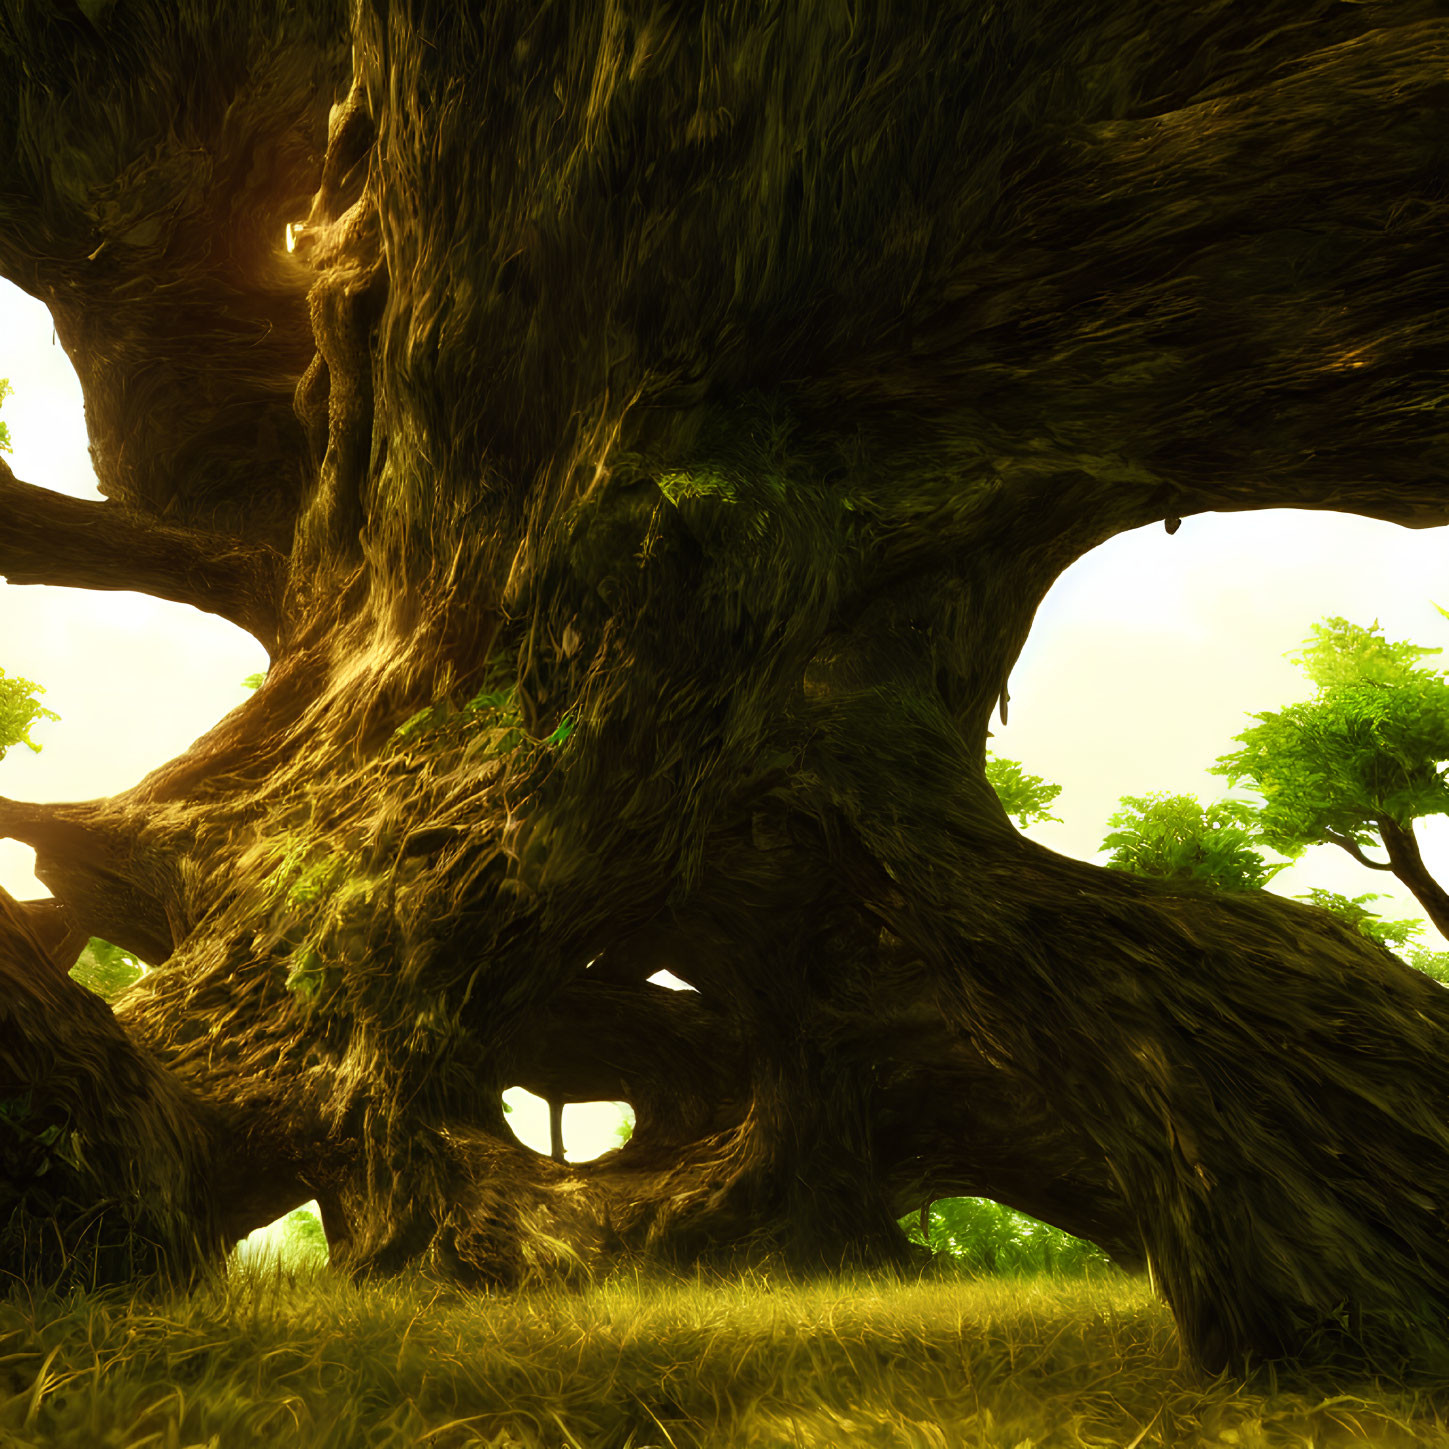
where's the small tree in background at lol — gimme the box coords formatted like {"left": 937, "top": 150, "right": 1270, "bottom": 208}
{"left": 1211, "top": 615, "right": 1449, "bottom": 937}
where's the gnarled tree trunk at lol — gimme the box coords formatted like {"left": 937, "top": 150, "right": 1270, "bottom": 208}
{"left": 2, "top": 0, "right": 1448, "bottom": 1382}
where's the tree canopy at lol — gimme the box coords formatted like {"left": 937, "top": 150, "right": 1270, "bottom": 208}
{"left": 1212, "top": 615, "right": 1449, "bottom": 936}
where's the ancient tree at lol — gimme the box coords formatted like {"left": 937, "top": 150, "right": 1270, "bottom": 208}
{"left": 3, "top": 0, "right": 1449, "bottom": 1383}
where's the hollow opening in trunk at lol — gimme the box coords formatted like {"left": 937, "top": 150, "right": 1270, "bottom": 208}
{"left": 501, "top": 1086, "right": 635, "bottom": 1162}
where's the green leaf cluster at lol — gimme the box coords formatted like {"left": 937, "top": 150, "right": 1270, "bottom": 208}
{"left": 0, "top": 377, "right": 12, "bottom": 453}
{"left": 1405, "top": 949, "right": 1449, "bottom": 987}
{"left": 0, "top": 667, "right": 60, "bottom": 762}
{"left": 899, "top": 1197, "right": 1115, "bottom": 1278}
{"left": 1291, "top": 888, "right": 1424, "bottom": 950}
{"left": 69, "top": 938, "right": 145, "bottom": 1003}
{"left": 391, "top": 670, "right": 573, "bottom": 758}
{"left": 1289, "top": 615, "right": 1442, "bottom": 689}
{"left": 0, "top": 1091, "right": 84, "bottom": 1180}
{"left": 984, "top": 755, "right": 1062, "bottom": 828}
{"left": 1211, "top": 615, "right": 1449, "bottom": 855}
{"left": 1100, "top": 791, "right": 1291, "bottom": 892}
{"left": 278, "top": 1206, "right": 329, "bottom": 1266}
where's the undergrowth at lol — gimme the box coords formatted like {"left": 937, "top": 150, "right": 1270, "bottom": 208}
{"left": 4, "top": 1202, "right": 1449, "bottom": 1448}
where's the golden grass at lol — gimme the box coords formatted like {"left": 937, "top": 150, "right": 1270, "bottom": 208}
{"left": 3, "top": 1251, "right": 1449, "bottom": 1447}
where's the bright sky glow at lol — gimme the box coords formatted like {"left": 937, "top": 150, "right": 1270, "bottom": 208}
{"left": 4, "top": 276, "right": 1449, "bottom": 1191}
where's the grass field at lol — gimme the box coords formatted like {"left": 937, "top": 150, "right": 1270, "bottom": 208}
{"left": 3, "top": 1204, "right": 1449, "bottom": 1448}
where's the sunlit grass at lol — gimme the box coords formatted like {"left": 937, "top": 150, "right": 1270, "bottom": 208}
{"left": 5, "top": 1210, "right": 1449, "bottom": 1448}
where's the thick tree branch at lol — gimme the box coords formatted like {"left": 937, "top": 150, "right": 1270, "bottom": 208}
{"left": 1323, "top": 829, "right": 1396, "bottom": 871}
{"left": 0, "top": 797, "right": 175, "bottom": 965}
{"left": 12, "top": 898, "right": 88, "bottom": 980}
{"left": 818, "top": 681, "right": 1449, "bottom": 1376}
{"left": 0, "top": 458, "right": 284, "bottom": 655}
{"left": 0, "top": 885, "right": 224, "bottom": 1288}
{"left": 812, "top": 18, "right": 1449, "bottom": 553}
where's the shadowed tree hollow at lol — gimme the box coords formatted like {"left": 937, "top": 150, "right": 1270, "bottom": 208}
{"left": 2, "top": 0, "right": 1449, "bottom": 1385}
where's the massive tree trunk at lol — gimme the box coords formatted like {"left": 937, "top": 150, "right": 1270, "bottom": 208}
{"left": 2, "top": 0, "right": 1448, "bottom": 1382}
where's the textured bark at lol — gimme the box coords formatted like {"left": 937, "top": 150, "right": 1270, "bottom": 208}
{"left": 0, "top": 888, "right": 281, "bottom": 1289}
{"left": 0, "top": 461, "right": 286, "bottom": 653}
{"left": 1, "top": 0, "right": 1448, "bottom": 1384}
{"left": 1378, "top": 815, "right": 1449, "bottom": 940}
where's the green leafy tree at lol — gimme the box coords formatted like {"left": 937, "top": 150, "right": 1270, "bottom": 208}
{"left": 1289, "top": 615, "right": 1442, "bottom": 689}
{"left": 0, "top": 667, "right": 60, "bottom": 763}
{"left": 1211, "top": 614, "right": 1449, "bottom": 937}
{"left": 1100, "top": 791, "right": 1291, "bottom": 893}
{"left": 984, "top": 754, "right": 1062, "bottom": 828}
{"left": 0, "top": 376, "right": 12, "bottom": 453}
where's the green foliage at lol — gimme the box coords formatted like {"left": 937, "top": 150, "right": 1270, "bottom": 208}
{"left": 899, "top": 1198, "right": 1117, "bottom": 1279}
{"left": 1211, "top": 615, "right": 1449, "bottom": 857}
{"left": 240, "top": 672, "right": 266, "bottom": 690}
{"left": 1100, "top": 791, "right": 1291, "bottom": 892}
{"left": 283, "top": 946, "right": 329, "bottom": 1002}
{"left": 614, "top": 1114, "right": 634, "bottom": 1148}
{"left": 984, "top": 754, "right": 1063, "bottom": 828}
{"left": 69, "top": 938, "right": 145, "bottom": 1003}
{"left": 1291, "top": 887, "right": 1424, "bottom": 950}
{"left": 250, "top": 836, "right": 359, "bottom": 1011}
{"left": 657, "top": 464, "right": 740, "bottom": 506}
{"left": 0, "top": 377, "right": 12, "bottom": 452}
{"left": 390, "top": 668, "right": 572, "bottom": 756}
{"left": 1289, "top": 615, "right": 1442, "bottom": 689}
{"left": 279, "top": 1206, "right": 329, "bottom": 1267}
{"left": 0, "top": 666, "right": 60, "bottom": 762}
{"left": 1406, "top": 949, "right": 1449, "bottom": 987}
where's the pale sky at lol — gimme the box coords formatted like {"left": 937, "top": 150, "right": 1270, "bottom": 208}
{"left": 4, "top": 275, "right": 1449, "bottom": 1181}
